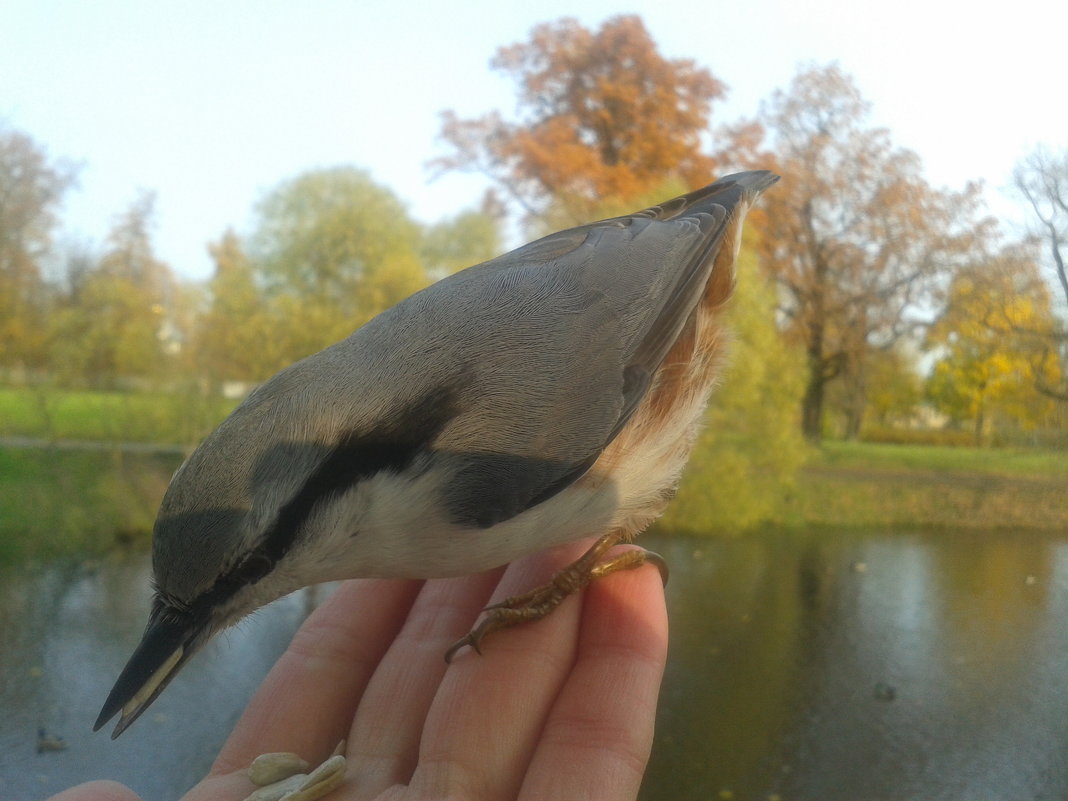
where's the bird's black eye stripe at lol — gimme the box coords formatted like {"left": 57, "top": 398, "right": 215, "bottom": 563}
{"left": 186, "top": 382, "right": 463, "bottom": 614}
{"left": 264, "top": 382, "right": 461, "bottom": 550}
{"left": 219, "top": 552, "right": 272, "bottom": 589}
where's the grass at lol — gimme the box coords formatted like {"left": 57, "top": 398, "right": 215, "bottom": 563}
{"left": 811, "top": 439, "right": 1068, "bottom": 478}
{"left": 786, "top": 440, "right": 1068, "bottom": 532}
{"left": 0, "top": 386, "right": 235, "bottom": 444}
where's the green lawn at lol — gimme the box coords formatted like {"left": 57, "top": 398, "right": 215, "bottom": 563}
{"left": 788, "top": 439, "right": 1068, "bottom": 532}
{"left": 0, "top": 387, "right": 236, "bottom": 444}
{"left": 812, "top": 439, "right": 1068, "bottom": 478}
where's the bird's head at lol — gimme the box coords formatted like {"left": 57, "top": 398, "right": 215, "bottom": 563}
{"left": 94, "top": 349, "right": 455, "bottom": 738}
{"left": 93, "top": 364, "right": 378, "bottom": 738}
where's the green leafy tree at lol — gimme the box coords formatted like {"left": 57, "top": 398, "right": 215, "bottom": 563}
{"left": 925, "top": 251, "right": 1060, "bottom": 444}
{"left": 249, "top": 167, "right": 428, "bottom": 362}
{"left": 49, "top": 192, "right": 174, "bottom": 387}
{"left": 659, "top": 241, "right": 808, "bottom": 533}
{"left": 194, "top": 229, "right": 275, "bottom": 383}
{"left": 420, "top": 199, "right": 502, "bottom": 278}
{"left": 859, "top": 346, "right": 922, "bottom": 429}
{"left": 0, "top": 127, "right": 78, "bottom": 371}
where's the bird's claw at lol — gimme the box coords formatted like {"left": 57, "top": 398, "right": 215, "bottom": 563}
{"left": 443, "top": 535, "right": 668, "bottom": 663}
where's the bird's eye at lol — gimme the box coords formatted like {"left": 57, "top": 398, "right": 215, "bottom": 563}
{"left": 238, "top": 552, "right": 273, "bottom": 584}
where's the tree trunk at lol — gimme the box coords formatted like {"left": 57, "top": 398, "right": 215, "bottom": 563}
{"left": 843, "top": 355, "right": 867, "bottom": 440}
{"left": 973, "top": 391, "right": 986, "bottom": 447}
{"left": 802, "top": 374, "right": 825, "bottom": 442}
{"left": 802, "top": 348, "right": 825, "bottom": 442}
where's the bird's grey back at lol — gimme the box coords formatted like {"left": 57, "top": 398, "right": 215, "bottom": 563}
{"left": 153, "top": 172, "right": 776, "bottom": 596}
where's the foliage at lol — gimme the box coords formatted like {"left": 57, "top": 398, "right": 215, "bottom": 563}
{"left": 248, "top": 167, "right": 429, "bottom": 365}
{"left": 747, "top": 64, "right": 991, "bottom": 441}
{"left": 46, "top": 192, "right": 178, "bottom": 387}
{"left": 825, "top": 344, "right": 922, "bottom": 435}
{"left": 925, "top": 252, "right": 1061, "bottom": 443}
{"left": 420, "top": 204, "right": 502, "bottom": 278}
{"left": 433, "top": 15, "right": 724, "bottom": 228}
{"left": 0, "top": 127, "right": 78, "bottom": 369}
{"left": 658, "top": 245, "right": 808, "bottom": 534}
{"left": 0, "top": 386, "right": 233, "bottom": 444}
{"left": 193, "top": 230, "right": 276, "bottom": 383}
{"left": 859, "top": 346, "right": 923, "bottom": 427}
{"left": 252, "top": 167, "right": 426, "bottom": 305}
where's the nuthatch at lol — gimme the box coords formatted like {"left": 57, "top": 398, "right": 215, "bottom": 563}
{"left": 95, "top": 171, "right": 778, "bottom": 738}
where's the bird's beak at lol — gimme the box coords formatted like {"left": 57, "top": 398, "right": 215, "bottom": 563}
{"left": 94, "top": 608, "right": 203, "bottom": 739}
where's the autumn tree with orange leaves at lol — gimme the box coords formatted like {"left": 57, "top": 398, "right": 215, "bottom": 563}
{"left": 432, "top": 15, "right": 724, "bottom": 226}
{"left": 750, "top": 64, "right": 990, "bottom": 441}
{"left": 433, "top": 16, "right": 807, "bottom": 528}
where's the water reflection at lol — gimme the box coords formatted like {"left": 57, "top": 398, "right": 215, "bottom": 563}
{"left": 0, "top": 552, "right": 309, "bottom": 800}
{"left": 2, "top": 529, "right": 1068, "bottom": 801}
{"left": 641, "top": 529, "right": 1068, "bottom": 801}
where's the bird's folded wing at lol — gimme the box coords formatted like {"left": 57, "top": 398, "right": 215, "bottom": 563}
{"left": 434, "top": 182, "right": 748, "bottom": 529}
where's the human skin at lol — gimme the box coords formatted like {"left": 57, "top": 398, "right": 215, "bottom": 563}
{"left": 49, "top": 539, "right": 668, "bottom": 801}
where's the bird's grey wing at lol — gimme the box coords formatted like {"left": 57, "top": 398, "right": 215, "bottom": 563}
{"left": 433, "top": 173, "right": 775, "bottom": 529}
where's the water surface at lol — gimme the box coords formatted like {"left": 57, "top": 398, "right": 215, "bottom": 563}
{"left": 2, "top": 528, "right": 1067, "bottom": 800}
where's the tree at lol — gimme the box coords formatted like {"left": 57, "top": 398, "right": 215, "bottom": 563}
{"left": 249, "top": 167, "right": 428, "bottom": 363}
{"left": 420, "top": 197, "right": 503, "bottom": 279}
{"left": 49, "top": 193, "right": 175, "bottom": 386}
{"left": 659, "top": 240, "right": 807, "bottom": 533}
{"left": 751, "top": 64, "right": 988, "bottom": 441}
{"left": 925, "top": 250, "right": 1060, "bottom": 444}
{"left": 193, "top": 229, "right": 275, "bottom": 384}
{"left": 856, "top": 346, "right": 922, "bottom": 430}
{"left": 1014, "top": 146, "right": 1068, "bottom": 402}
{"left": 0, "top": 127, "right": 78, "bottom": 371}
{"left": 432, "top": 15, "right": 724, "bottom": 227}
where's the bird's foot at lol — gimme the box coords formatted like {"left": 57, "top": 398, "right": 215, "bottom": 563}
{"left": 444, "top": 532, "right": 668, "bottom": 663}
{"left": 243, "top": 741, "right": 346, "bottom": 801}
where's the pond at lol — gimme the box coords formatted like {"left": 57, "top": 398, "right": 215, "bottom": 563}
{"left": 2, "top": 528, "right": 1067, "bottom": 801}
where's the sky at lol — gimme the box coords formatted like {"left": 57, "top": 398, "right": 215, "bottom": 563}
{"left": 2, "top": 0, "right": 1065, "bottom": 282}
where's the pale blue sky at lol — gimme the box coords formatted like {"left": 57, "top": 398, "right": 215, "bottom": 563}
{"left": 3, "top": 0, "right": 1063, "bottom": 281}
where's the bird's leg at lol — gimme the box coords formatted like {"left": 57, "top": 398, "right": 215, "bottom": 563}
{"left": 444, "top": 531, "right": 668, "bottom": 662}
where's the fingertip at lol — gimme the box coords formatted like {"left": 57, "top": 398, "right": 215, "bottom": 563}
{"left": 518, "top": 559, "right": 668, "bottom": 801}
{"left": 211, "top": 578, "right": 423, "bottom": 773}
{"left": 584, "top": 550, "right": 669, "bottom": 663}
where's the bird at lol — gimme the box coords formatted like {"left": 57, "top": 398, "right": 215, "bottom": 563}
{"left": 94, "top": 170, "right": 779, "bottom": 739}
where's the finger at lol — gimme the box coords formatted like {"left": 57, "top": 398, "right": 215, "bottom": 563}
{"left": 519, "top": 555, "right": 668, "bottom": 801}
{"left": 343, "top": 568, "right": 503, "bottom": 797}
{"left": 407, "top": 539, "right": 593, "bottom": 801}
{"left": 45, "top": 781, "right": 142, "bottom": 801}
{"left": 209, "top": 578, "right": 423, "bottom": 775}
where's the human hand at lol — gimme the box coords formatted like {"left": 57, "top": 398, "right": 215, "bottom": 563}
{"left": 48, "top": 539, "right": 668, "bottom": 801}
